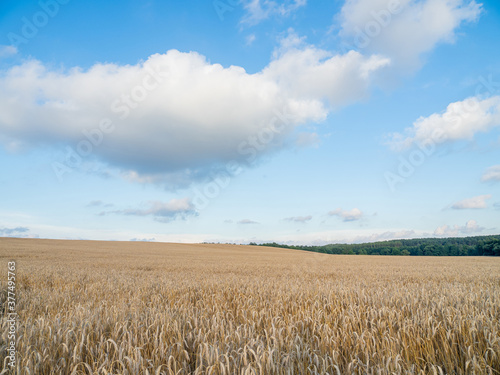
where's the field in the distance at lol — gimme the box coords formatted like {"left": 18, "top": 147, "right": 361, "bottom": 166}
{"left": 1, "top": 238, "right": 499, "bottom": 374}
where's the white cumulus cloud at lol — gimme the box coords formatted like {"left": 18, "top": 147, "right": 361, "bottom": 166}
{"left": 264, "top": 47, "right": 389, "bottom": 109}
{"left": 434, "top": 219, "right": 484, "bottom": 236}
{"left": 339, "top": 0, "right": 482, "bottom": 71}
{"left": 0, "top": 46, "right": 388, "bottom": 188}
{"left": 329, "top": 208, "right": 364, "bottom": 221}
{"left": 388, "top": 96, "right": 500, "bottom": 150}
{"left": 451, "top": 194, "right": 491, "bottom": 209}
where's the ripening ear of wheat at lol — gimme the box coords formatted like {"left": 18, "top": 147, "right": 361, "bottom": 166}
{"left": 1, "top": 238, "right": 499, "bottom": 375}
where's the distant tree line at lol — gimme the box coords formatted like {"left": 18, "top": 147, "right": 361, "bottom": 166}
{"left": 249, "top": 235, "right": 500, "bottom": 256}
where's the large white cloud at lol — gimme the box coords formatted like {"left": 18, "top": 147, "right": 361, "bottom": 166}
{"left": 388, "top": 96, "right": 500, "bottom": 150}
{"left": 0, "top": 47, "right": 388, "bottom": 187}
{"left": 339, "top": 0, "right": 482, "bottom": 70}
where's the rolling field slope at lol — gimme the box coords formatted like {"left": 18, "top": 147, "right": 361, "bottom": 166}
{"left": 1, "top": 238, "right": 499, "bottom": 374}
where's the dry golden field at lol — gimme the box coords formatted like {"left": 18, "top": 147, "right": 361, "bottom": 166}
{"left": 1, "top": 238, "right": 499, "bottom": 375}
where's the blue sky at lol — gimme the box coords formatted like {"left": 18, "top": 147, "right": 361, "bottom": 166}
{"left": 0, "top": 0, "right": 499, "bottom": 244}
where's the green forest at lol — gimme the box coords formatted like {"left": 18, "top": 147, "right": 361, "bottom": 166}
{"left": 250, "top": 235, "right": 500, "bottom": 256}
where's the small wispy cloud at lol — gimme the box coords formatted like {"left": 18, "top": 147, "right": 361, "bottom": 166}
{"left": 0, "top": 45, "right": 17, "bottom": 59}
{"left": 130, "top": 237, "right": 156, "bottom": 242}
{"left": 295, "top": 132, "right": 319, "bottom": 148}
{"left": 86, "top": 200, "right": 114, "bottom": 208}
{"left": 482, "top": 165, "right": 500, "bottom": 182}
{"left": 100, "top": 198, "right": 197, "bottom": 223}
{"left": 284, "top": 215, "right": 312, "bottom": 223}
{"left": 238, "top": 219, "right": 259, "bottom": 225}
{"left": 0, "top": 226, "right": 29, "bottom": 236}
{"left": 451, "top": 195, "right": 491, "bottom": 210}
{"left": 87, "top": 200, "right": 103, "bottom": 207}
{"left": 245, "top": 34, "right": 256, "bottom": 46}
{"left": 241, "top": 0, "right": 306, "bottom": 26}
{"left": 329, "top": 208, "right": 363, "bottom": 222}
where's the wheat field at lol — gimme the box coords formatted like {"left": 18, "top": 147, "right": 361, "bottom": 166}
{"left": 0, "top": 238, "right": 499, "bottom": 374}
